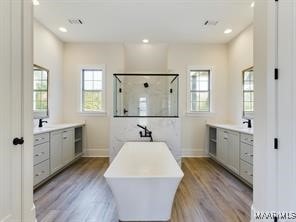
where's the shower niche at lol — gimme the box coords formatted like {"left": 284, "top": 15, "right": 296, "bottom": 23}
{"left": 113, "top": 74, "right": 179, "bottom": 117}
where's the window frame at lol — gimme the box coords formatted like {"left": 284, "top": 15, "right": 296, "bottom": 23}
{"left": 242, "top": 66, "right": 254, "bottom": 119}
{"left": 80, "top": 65, "right": 106, "bottom": 114}
{"left": 187, "top": 66, "right": 213, "bottom": 115}
{"left": 33, "top": 64, "right": 49, "bottom": 119}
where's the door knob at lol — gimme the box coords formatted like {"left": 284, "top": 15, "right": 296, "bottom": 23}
{"left": 13, "top": 137, "right": 24, "bottom": 145}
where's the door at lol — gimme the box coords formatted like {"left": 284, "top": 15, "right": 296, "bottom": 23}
{"left": 62, "top": 129, "right": 74, "bottom": 165}
{"left": 0, "top": 0, "right": 23, "bottom": 221}
{"left": 50, "top": 131, "right": 63, "bottom": 173}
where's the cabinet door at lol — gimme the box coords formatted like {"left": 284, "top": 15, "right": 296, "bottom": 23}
{"left": 217, "top": 129, "right": 227, "bottom": 163}
{"left": 221, "top": 131, "right": 229, "bottom": 164}
{"left": 50, "top": 131, "right": 63, "bottom": 173}
{"left": 227, "top": 132, "right": 240, "bottom": 174}
{"left": 62, "top": 129, "right": 74, "bottom": 165}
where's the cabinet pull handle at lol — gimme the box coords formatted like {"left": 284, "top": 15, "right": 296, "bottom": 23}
{"left": 63, "top": 137, "right": 67, "bottom": 139}
{"left": 35, "top": 154, "right": 40, "bottom": 157}
{"left": 35, "top": 174, "right": 40, "bottom": 177}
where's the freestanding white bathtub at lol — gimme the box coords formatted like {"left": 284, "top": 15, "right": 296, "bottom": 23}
{"left": 104, "top": 142, "right": 184, "bottom": 221}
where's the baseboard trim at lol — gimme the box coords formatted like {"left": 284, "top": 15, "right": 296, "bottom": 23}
{"left": 83, "top": 148, "right": 208, "bottom": 158}
{"left": 83, "top": 148, "right": 109, "bottom": 157}
{"left": 182, "top": 149, "right": 208, "bottom": 157}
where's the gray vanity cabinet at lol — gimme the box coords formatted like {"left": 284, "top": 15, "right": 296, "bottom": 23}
{"left": 209, "top": 125, "right": 253, "bottom": 186}
{"left": 34, "top": 125, "right": 83, "bottom": 188}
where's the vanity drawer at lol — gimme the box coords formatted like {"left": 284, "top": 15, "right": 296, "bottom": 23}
{"left": 240, "top": 142, "right": 253, "bottom": 165}
{"left": 34, "top": 142, "right": 49, "bottom": 166}
{"left": 34, "top": 133, "right": 49, "bottom": 146}
{"left": 34, "top": 160, "right": 50, "bottom": 186}
{"left": 240, "top": 160, "right": 253, "bottom": 185}
{"left": 240, "top": 133, "right": 253, "bottom": 146}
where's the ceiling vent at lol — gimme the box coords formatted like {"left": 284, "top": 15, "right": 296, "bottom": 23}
{"left": 68, "top": 19, "right": 84, "bottom": 25}
{"left": 204, "top": 20, "right": 218, "bottom": 26}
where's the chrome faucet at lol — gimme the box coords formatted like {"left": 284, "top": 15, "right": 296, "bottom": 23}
{"left": 137, "top": 124, "right": 153, "bottom": 142}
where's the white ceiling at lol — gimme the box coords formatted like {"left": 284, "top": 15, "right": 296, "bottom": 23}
{"left": 34, "top": 0, "right": 254, "bottom": 43}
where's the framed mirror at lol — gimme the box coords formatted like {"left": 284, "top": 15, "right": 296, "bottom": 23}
{"left": 33, "top": 65, "right": 49, "bottom": 119}
{"left": 242, "top": 67, "right": 254, "bottom": 119}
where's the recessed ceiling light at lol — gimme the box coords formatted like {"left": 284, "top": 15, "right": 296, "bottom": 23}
{"left": 32, "top": 0, "right": 40, "bottom": 6}
{"left": 251, "top": 1, "right": 255, "bottom": 8}
{"left": 142, "top": 39, "right": 149, "bottom": 44}
{"left": 59, "top": 27, "right": 68, "bottom": 33}
{"left": 224, "top": 29, "right": 233, "bottom": 34}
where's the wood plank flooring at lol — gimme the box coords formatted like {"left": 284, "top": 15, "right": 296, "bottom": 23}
{"left": 34, "top": 158, "right": 252, "bottom": 222}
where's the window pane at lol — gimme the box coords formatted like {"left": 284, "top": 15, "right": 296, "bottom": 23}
{"left": 93, "top": 81, "right": 102, "bottom": 90}
{"left": 83, "top": 91, "right": 102, "bottom": 111}
{"left": 84, "top": 81, "right": 93, "bottom": 90}
{"left": 34, "top": 71, "right": 42, "bottom": 80}
{"left": 191, "top": 92, "right": 200, "bottom": 102}
{"left": 199, "top": 72, "right": 209, "bottom": 81}
{"left": 199, "top": 101, "right": 209, "bottom": 111}
{"left": 199, "top": 92, "right": 209, "bottom": 102}
{"left": 41, "top": 71, "right": 48, "bottom": 80}
{"left": 190, "top": 75, "right": 199, "bottom": 90}
{"left": 200, "top": 81, "right": 208, "bottom": 90}
{"left": 93, "top": 70, "right": 102, "bottom": 81}
{"left": 84, "top": 71, "right": 93, "bottom": 81}
{"left": 191, "top": 102, "right": 198, "bottom": 112}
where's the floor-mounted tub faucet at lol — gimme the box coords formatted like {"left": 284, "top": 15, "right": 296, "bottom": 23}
{"left": 137, "top": 124, "right": 153, "bottom": 142}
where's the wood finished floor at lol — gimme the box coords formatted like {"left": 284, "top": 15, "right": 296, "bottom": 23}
{"left": 34, "top": 158, "right": 252, "bottom": 222}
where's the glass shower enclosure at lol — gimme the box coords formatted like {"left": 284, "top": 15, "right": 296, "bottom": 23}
{"left": 113, "top": 74, "right": 179, "bottom": 117}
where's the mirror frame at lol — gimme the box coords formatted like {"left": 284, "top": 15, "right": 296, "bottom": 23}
{"left": 33, "top": 64, "right": 49, "bottom": 119}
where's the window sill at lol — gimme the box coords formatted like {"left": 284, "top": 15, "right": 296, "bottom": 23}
{"left": 184, "top": 111, "right": 216, "bottom": 117}
{"left": 78, "top": 111, "right": 107, "bottom": 117}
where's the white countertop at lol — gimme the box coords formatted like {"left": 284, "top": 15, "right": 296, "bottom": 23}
{"left": 207, "top": 122, "right": 253, "bottom": 135}
{"left": 34, "top": 123, "right": 85, "bottom": 135}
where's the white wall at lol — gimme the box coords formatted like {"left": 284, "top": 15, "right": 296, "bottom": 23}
{"left": 227, "top": 25, "right": 254, "bottom": 125}
{"left": 33, "top": 20, "right": 64, "bottom": 124}
{"left": 124, "top": 43, "right": 168, "bottom": 73}
{"left": 63, "top": 43, "right": 125, "bottom": 156}
{"left": 168, "top": 44, "right": 229, "bottom": 156}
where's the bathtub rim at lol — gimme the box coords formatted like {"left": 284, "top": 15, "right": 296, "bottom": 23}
{"left": 104, "top": 141, "right": 184, "bottom": 179}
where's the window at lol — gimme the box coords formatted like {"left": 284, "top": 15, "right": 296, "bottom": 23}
{"left": 188, "top": 69, "right": 211, "bottom": 112}
{"left": 242, "top": 67, "right": 254, "bottom": 117}
{"left": 138, "top": 97, "right": 147, "bottom": 116}
{"left": 81, "top": 67, "right": 105, "bottom": 112}
{"left": 33, "top": 65, "right": 49, "bottom": 118}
